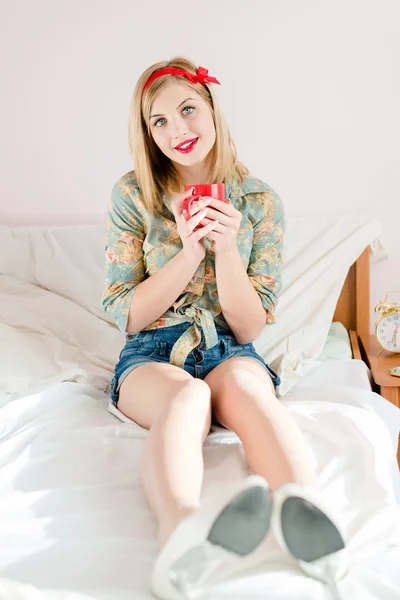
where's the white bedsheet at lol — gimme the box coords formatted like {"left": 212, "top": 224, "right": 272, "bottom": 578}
{"left": 1, "top": 265, "right": 400, "bottom": 599}
{"left": 0, "top": 216, "right": 386, "bottom": 398}
{"left": 1, "top": 378, "right": 400, "bottom": 600}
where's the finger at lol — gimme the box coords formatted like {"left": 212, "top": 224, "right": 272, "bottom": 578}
{"left": 204, "top": 228, "right": 224, "bottom": 241}
{"left": 196, "top": 219, "right": 219, "bottom": 240}
{"left": 171, "top": 187, "right": 197, "bottom": 217}
{"left": 202, "top": 207, "right": 230, "bottom": 225}
{"left": 201, "top": 218, "right": 224, "bottom": 232}
{"left": 189, "top": 197, "right": 212, "bottom": 216}
{"left": 199, "top": 215, "right": 217, "bottom": 227}
{"left": 201, "top": 197, "right": 233, "bottom": 216}
{"left": 187, "top": 208, "right": 209, "bottom": 234}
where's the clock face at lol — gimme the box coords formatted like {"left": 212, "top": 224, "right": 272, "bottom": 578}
{"left": 376, "top": 312, "right": 400, "bottom": 351}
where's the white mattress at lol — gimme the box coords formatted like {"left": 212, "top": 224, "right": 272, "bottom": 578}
{"left": 1, "top": 295, "right": 399, "bottom": 600}
{"left": 1, "top": 355, "right": 400, "bottom": 600}
{"left": 1, "top": 215, "right": 397, "bottom": 599}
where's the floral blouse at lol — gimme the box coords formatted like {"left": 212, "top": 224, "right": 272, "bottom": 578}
{"left": 101, "top": 170, "right": 285, "bottom": 369}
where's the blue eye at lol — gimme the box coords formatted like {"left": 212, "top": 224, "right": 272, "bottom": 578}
{"left": 154, "top": 106, "right": 195, "bottom": 128}
{"left": 183, "top": 106, "right": 195, "bottom": 115}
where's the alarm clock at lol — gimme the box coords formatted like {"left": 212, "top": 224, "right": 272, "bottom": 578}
{"left": 374, "top": 290, "right": 400, "bottom": 357}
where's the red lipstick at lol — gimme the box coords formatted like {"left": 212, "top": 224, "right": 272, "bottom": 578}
{"left": 174, "top": 138, "right": 199, "bottom": 153}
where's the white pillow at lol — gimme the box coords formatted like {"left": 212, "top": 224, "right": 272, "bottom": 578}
{"left": 0, "top": 225, "right": 113, "bottom": 325}
{"left": 254, "top": 216, "right": 383, "bottom": 394}
{"left": 0, "top": 275, "right": 123, "bottom": 396}
{"left": 0, "top": 217, "right": 383, "bottom": 395}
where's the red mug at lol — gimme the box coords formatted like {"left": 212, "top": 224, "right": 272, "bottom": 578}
{"left": 182, "top": 184, "right": 226, "bottom": 227}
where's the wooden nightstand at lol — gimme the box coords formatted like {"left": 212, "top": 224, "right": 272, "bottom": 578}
{"left": 359, "top": 333, "right": 400, "bottom": 466}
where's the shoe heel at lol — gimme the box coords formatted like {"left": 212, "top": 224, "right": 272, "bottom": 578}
{"left": 169, "top": 541, "right": 233, "bottom": 598}
{"left": 169, "top": 486, "right": 272, "bottom": 596}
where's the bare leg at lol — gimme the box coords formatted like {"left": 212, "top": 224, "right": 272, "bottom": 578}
{"left": 142, "top": 389, "right": 212, "bottom": 546}
{"left": 207, "top": 359, "right": 318, "bottom": 491}
{"left": 118, "top": 368, "right": 212, "bottom": 548}
{"left": 232, "top": 393, "right": 318, "bottom": 491}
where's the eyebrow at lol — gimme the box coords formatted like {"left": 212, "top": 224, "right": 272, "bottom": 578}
{"left": 150, "top": 98, "right": 196, "bottom": 120}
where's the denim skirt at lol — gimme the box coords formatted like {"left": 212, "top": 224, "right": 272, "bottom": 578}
{"left": 110, "top": 321, "right": 281, "bottom": 408}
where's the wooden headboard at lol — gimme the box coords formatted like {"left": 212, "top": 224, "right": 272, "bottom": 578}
{"left": 332, "top": 245, "right": 371, "bottom": 359}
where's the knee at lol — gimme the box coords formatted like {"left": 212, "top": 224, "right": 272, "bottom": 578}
{"left": 170, "top": 379, "right": 212, "bottom": 435}
{"left": 221, "top": 368, "right": 262, "bottom": 397}
{"left": 220, "top": 371, "right": 278, "bottom": 417}
{"left": 173, "top": 379, "right": 212, "bottom": 413}
{"left": 222, "top": 362, "right": 276, "bottom": 398}
{"left": 183, "top": 378, "right": 211, "bottom": 396}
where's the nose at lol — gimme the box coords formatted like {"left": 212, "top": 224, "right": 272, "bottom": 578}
{"left": 171, "top": 115, "right": 189, "bottom": 140}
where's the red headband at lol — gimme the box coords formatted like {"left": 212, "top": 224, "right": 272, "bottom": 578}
{"left": 142, "top": 65, "right": 220, "bottom": 95}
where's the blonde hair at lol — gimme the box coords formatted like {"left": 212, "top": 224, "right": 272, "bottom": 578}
{"left": 128, "top": 56, "right": 250, "bottom": 217}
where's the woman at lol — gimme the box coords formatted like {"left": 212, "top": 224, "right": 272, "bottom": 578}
{"left": 101, "top": 57, "right": 348, "bottom": 600}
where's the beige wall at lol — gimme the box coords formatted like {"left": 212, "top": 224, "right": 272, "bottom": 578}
{"left": 1, "top": 0, "right": 399, "bottom": 332}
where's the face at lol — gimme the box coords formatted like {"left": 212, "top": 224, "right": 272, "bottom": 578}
{"left": 148, "top": 82, "right": 216, "bottom": 178}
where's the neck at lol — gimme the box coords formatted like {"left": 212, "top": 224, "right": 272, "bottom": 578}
{"left": 173, "top": 155, "right": 213, "bottom": 188}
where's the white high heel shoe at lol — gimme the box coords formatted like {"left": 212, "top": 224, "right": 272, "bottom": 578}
{"left": 271, "top": 482, "right": 349, "bottom": 583}
{"left": 151, "top": 475, "right": 273, "bottom": 600}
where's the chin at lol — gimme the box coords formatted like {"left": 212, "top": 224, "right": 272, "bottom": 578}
{"left": 186, "top": 144, "right": 215, "bottom": 164}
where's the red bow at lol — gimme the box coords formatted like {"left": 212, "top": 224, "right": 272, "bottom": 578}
{"left": 143, "top": 66, "right": 221, "bottom": 95}
{"left": 188, "top": 66, "right": 220, "bottom": 86}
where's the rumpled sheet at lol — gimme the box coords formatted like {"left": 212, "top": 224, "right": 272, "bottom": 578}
{"left": 253, "top": 215, "right": 385, "bottom": 394}
{"left": 0, "top": 217, "right": 398, "bottom": 599}
{"left": 0, "top": 216, "right": 388, "bottom": 397}
{"left": 0, "top": 382, "right": 399, "bottom": 600}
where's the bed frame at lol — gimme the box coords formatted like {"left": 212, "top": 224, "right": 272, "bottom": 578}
{"left": 334, "top": 246, "right": 400, "bottom": 465}
{"left": 333, "top": 245, "right": 370, "bottom": 360}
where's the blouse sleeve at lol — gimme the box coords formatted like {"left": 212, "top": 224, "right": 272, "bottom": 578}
{"left": 247, "top": 189, "right": 285, "bottom": 325}
{"left": 100, "top": 181, "right": 146, "bottom": 333}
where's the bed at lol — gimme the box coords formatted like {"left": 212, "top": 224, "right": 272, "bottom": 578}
{"left": 0, "top": 217, "right": 400, "bottom": 600}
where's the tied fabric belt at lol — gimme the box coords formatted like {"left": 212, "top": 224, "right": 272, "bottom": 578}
{"left": 169, "top": 306, "right": 219, "bottom": 368}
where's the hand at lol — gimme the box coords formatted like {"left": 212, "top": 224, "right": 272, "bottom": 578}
{"left": 197, "top": 197, "right": 241, "bottom": 254}
{"left": 170, "top": 188, "right": 219, "bottom": 265}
